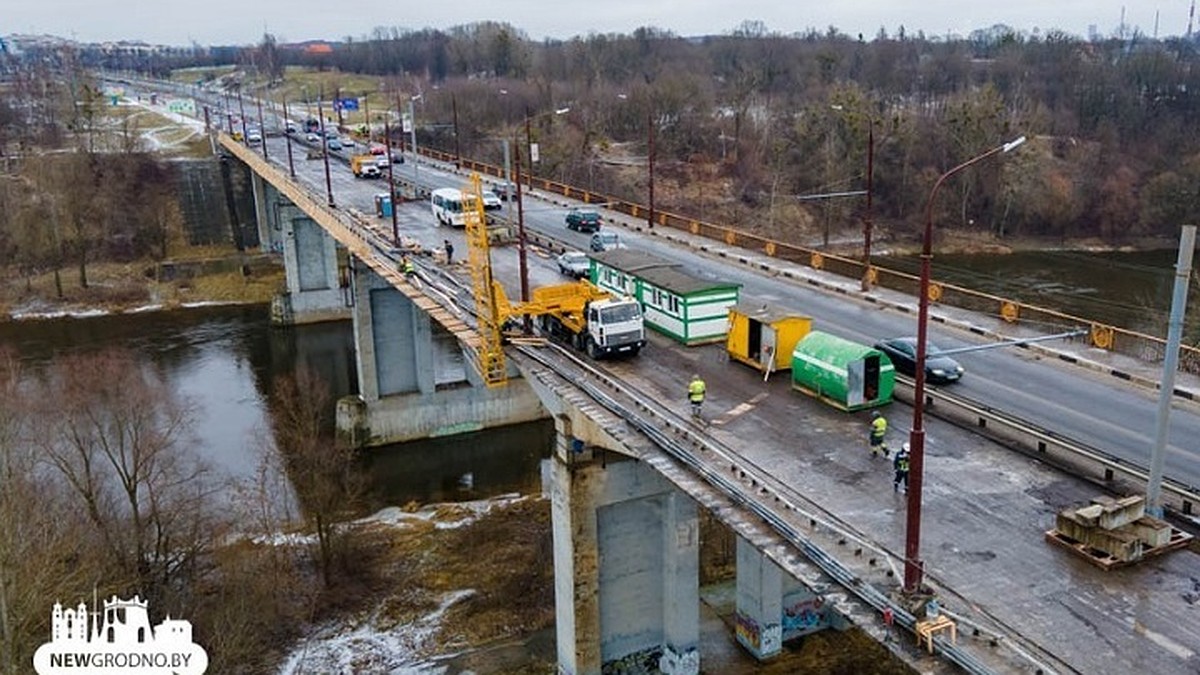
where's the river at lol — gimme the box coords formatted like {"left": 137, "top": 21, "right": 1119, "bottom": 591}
{"left": 0, "top": 303, "right": 551, "bottom": 508}
{"left": 888, "top": 246, "right": 1189, "bottom": 335}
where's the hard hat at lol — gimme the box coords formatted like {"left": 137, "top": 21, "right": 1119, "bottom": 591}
{"left": 901, "top": 443, "right": 911, "bottom": 453}
{"left": 871, "top": 411, "right": 881, "bottom": 419}
{"left": 692, "top": 373, "right": 700, "bottom": 380}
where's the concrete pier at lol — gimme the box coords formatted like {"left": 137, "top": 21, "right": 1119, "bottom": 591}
{"left": 335, "top": 260, "right": 545, "bottom": 446}
{"left": 270, "top": 206, "right": 349, "bottom": 325}
{"left": 546, "top": 428, "right": 700, "bottom": 674}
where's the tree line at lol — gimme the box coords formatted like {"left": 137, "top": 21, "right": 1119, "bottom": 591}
{"left": 45, "top": 21, "right": 1200, "bottom": 245}
{"left": 8, "top": 23, "right": 1200, "bottom": 245}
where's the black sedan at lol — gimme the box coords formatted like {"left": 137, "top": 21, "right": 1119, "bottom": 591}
{"left": 874, "top": 336, "right": 964, "bottom": 384}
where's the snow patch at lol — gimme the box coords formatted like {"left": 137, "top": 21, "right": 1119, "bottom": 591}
{"left": 361, "top": 493, "right": 529, "bottom": 530}
{"left": 276, "top": 590, "right": 475, "bottom": 675}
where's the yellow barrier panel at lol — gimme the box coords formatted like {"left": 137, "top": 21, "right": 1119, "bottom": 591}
{"left": 1000, "top": 301, "right": 1020, "bottom": 323}
{"left": 1091, "top": 323, "right": 1115, "bottom": 350}
{"left": 765, "top": 242, "right": 777, "bottom": 257}
{"left": 811, "top": 252, "right": 824, "bottom": 269}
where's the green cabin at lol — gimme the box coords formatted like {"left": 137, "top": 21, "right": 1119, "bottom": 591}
{"left": 791, "top": 331, "right": 894, "bottom": 411}
{"left": 591, "top": 249, "right": 741, "bottom": 345}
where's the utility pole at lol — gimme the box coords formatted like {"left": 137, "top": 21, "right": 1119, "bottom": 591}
{"left": 525, "top": 106, "right": 534, "bottom": 191}
{"left": 647, "top": 109, "right": 655, "bottom": 230}
{"left": 282, "top": 97, "right": 296, "bottom": 178}
{"left": 452, "top": 94, "right": 462, "bottom": 170}
{"left": 384, "top": 117, "right": 399, "bottom": 245}
{"left": 1146, "top": 225, "right": 1196, "bottom": 517}
{"left": 405, "top": 94, "right": 421, "bottom": 183}
{"left": 317, "top": 92, "right": 335, "bottom": 208}
{"left": 514, "top": 138, "right": 531, "bottom": 334}
{"left": 255, "top": 95, "right": 268, "bottom": 160}
{"left": 237, "top": 88, "right": 249, "bottom": 143}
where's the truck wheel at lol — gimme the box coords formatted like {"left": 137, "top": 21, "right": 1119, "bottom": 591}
{"left": 587, "top": 338, "right": 601, "bottom": 359}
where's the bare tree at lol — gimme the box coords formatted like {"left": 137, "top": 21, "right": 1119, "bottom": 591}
{"left": 0, "top": 349, "right": 107, "bottom": 671}
{"left": 31, "top": 349, "right": 218, "bottom": 600}
{"left": 270, "top": 367, "right": 363, "bottom": 587}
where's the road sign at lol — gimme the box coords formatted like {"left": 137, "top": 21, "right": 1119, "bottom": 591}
{"left": 335, "top": 98, "right": 360, "bottom": 111}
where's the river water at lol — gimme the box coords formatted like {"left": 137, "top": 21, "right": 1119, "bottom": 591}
{"left": 0, "top": 303, "right": 551, "bottom": 507}
{"left": 888, "top": 247, "right": 1187, "bottom": 335}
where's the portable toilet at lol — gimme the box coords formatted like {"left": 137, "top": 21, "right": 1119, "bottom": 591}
{"left": 727, "top": 301, "right": 812, "bottom": 376}
{"left": 791, "top": 331, "right": 894, "bottom": 411}
{"left": 374, "top": 193, "right": 393, "bottom": 218}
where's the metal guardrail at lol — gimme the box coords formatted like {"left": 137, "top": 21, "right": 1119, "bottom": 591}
{"left": 895, "top": 376, "right": 1200, "bottom": 518}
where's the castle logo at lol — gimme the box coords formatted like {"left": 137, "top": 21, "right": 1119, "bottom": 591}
{"left": 33, "top": 595, "right": 208, "bottom": 675}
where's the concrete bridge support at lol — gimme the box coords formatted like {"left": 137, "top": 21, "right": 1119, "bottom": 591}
{"left": 335, "top": 259, "right": 545, "bottom": 446}
{"left": 269, "top": 198, "right": 350, "bottom": 325}
{"left": 249, "top": 172, "right": 285, "bottom": 255}
{"left": 735, "top": 535, "right": 831, "bottom": 660}
{"left": 547, "top": 430, "right": 700, "bottom": 675}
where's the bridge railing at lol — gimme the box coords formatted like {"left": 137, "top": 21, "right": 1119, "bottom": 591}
{"left": 408, "top": 145, "right": 1198, "bottom": 378}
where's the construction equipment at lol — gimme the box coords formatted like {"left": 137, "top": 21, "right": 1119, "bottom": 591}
{"left": 462, "top": 173, "right": 645, "bottom": 387}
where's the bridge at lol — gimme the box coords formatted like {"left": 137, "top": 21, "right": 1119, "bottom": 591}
{"left": 215, "top": 122, "right": 1200, "bottom": 675}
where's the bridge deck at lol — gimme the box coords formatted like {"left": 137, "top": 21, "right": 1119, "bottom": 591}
{"left": 227, "top": 131, "right": 1200, "bottom": 674}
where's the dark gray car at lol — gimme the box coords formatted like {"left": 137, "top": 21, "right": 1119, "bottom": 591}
{"left": 874, "top": 336, "right": 964, "bottom": 383}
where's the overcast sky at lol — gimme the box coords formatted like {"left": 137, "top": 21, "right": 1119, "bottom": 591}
{"left": 3, "top": 1, "right": 1183, "bottom": 47}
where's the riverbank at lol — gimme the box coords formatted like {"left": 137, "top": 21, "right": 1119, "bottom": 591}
{"left": 0, "top": 245, "right": 283, "bottom": 321}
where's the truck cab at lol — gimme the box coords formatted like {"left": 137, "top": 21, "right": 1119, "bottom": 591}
{"left": 583, "top": 297, "right": 645, "bottom": 357}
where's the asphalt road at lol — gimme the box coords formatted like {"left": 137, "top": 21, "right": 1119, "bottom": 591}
{"left": 250, "top": 127, "right": 1200, "bottom": 496}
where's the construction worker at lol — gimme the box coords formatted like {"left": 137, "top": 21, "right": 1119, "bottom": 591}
{"left": 444, "top": 240, "right": 455, "bottom": 265}
{"left": 401, "top": 255, "right": 415, "bottom": 276}
{"left": 894, "top": 443, "right": 911, "bottom": 492}
{"left": 869, "top": 410, "right": 889, "bottom": 459}
{"left": 688, "top": 374, "right": 706, "bottom": 418}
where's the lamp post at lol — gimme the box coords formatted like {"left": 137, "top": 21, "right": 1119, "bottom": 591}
{"left": 384, "top": 115, "right": 399, "bottom": 245}
{"left": 524, "top": 106, "right": 570, "bottom": 192}
{"left": 647, "top": 108, "right": 655, "bottom": 230}
{"left": 236, "top": 88, "right": 249, "bottom": 143}
{"left": 317, "top": 91, "right": 335, "bottom": 208}
{"left": 282, "top": 97, "right": 295, "bottom": 178}
{"left": 904, "top": 134, "right": 1026, "bottom": 594}
{"left": 408, "top": 94, "right": 421, "bottom": 183}
{"left": 831, "top": 104, "right": 878, "bottom": 291}
{"left": 514, "top": 135, "right": 531, "bottom": 333}
{"left": 862, "top": 120, "right": 874, "bottom": 291}
{"left": 255, "top": 95, "right": 268, "bottom": 161}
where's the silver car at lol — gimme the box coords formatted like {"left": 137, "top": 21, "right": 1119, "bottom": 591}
{"left": 556, "top": 251, "right": 591, "bottom": 279}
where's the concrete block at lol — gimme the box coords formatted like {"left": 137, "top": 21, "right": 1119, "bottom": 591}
{"left": 1091, "top": 495, "right": 1145, "bottom": 530}
{"left": 1131, "top": 515, "right": 1173, "bottom": 548}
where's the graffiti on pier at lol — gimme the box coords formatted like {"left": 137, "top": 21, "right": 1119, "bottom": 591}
{"left": 781, "top": 593, "right": 827, "bottom": 640}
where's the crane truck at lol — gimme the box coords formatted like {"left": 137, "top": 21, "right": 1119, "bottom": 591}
{"left": 494, "top": 280, "right": 645, "bottom": 358}
{"left": 459, "top": 172, "right": 643, "bottom": 386}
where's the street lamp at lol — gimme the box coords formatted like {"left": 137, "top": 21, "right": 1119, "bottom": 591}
{"left": 524, "top": 106, "right": 570, "bottom": 191}
{"left": 904, "top": 134, "right": 1026, "bottom": 595}
{"left": 409, "top": 93, "right": 422, "bottom": 183}
{"left": 831, "top": 104, "right": 879, "bottom": 291}
{"left": 513, "top": 106, "right": 570, "bottom": 330}
{"left": 282, "top": 96, "right": 296, "bottom": 178}
{"left": 317, "top": 90, "right": 335, "bottom": 208}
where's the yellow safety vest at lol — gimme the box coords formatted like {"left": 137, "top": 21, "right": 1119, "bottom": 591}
{"left": 688, "top": 378, "right": 706, "bottom": 402}
{"left": 870, "top": 416, "right": 887, "bottom": 440}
